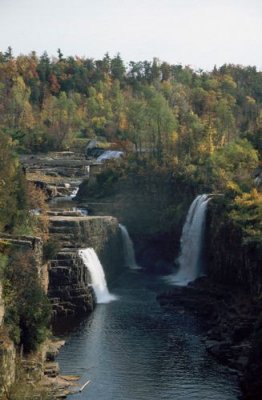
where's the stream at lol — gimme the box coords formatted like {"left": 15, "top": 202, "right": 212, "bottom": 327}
{"left": 56, "top": 270, "right": 241, "bottom": 400}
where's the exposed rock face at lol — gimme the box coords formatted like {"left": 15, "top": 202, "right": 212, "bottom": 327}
{"left": 243, "top": 315, "right": 262, "bottom": 400}
{"left": 0, "top": 234, "right": 48, "bottom": 396}
{"left": 0, "top": 234, "right": 47, "bottom": 289}
{"left": 77, "top": 172, "right": 194, "bottom": 272}
{"left": 48, "top": 215, "right": 124, "bottom": 317}
{"left": 77, "top": 172, "right": 184, "bottom": 236}
{"left": 157, "top": 278, "right": 259, "bottom": 373}
{"left": 157, "top": 197, "right": 261, "bottom": 399}
{"left": 0, "top": 333, "right": 16, "bottom": 396}
{"left": 49, "top": 215, "right": 124, "bottom": 281}
{"left": 162, "top": 199, "right": 262, "bottom": 400}
{"left": 0, "top": 284, "right": 4, "bottom": 327}
{"left": 48, "top": 251, "right": 95, "bottom": 317}
{"left": 20, "top": 152, "right": 91, "bottom": 199}
{"left": 206, "top": 201, "right": 262, "bottom": 295}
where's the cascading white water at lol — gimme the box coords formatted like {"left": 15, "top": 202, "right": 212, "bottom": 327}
{"left": 97, "top": 150, "right": 124, "bottom": 162}
{"left": 119, "top": 224, "right": 140, "bottom": 270}
{"left": 78, "top": 248, "right": 117, "bottom": 303}
{"left": 70, "top": 187, "right": 79, "bottom": 198}
{"left": 169, "top": 194, "right": 210, "bottom": 286}
{"left": 50, "top": 185, "right": 79, "bottom": 204}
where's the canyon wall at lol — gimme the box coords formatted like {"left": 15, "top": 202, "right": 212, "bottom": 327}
{"left": 48, "top": 215, "right": 125, "bottom": 317}
{"left": 206, "top": 200, "right": 262, "bottom": 400}
{"left": 0, "top": 234, "right": 46, "bottom": 397}
{"left": 206, "top": 201, "right": 262, "bottom": 295}
{"left": 77, "top": 172, "right": 194, "bottom": 272}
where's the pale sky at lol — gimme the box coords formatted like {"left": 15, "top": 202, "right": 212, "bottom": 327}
{"left": 0, "top": 0, "right": 261, "bottom": 70}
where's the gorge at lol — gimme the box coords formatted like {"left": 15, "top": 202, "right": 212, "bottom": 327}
{"left": 0, "top": 150, "right": 261, "bottom": 400}
{"left": 56, "top": 270, "right": 241, "bottom": 400}
{"left": 0, "top": 56, "right": 261, "bottom": 400}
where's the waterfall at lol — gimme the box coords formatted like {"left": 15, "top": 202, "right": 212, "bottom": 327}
{"left": 119, "top": 224, "right": 140, "bottom": 270}
{"left": 78, "top": 248, "right": 117, "bottom": 303}
{"left": 96, "top": 150, "right": 124, "bottom": 162}
{"left": 170, "top": 194, "right": 210, "bottom": 286}
{"left": 70, "top": 186, "right": 79, "bottom": 198}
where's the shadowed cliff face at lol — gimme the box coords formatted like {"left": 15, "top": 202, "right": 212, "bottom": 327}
{"left": 244, "top": 315, "right": 262, "bottom": 400}
{"left": 205, "top": 200, "right": 262, "bottom": 400}
{"left": 77, "top": 172, "right": 195, "bottom": 273}
{"left": 206, "top": 201, "right": 262, "bottom": 295}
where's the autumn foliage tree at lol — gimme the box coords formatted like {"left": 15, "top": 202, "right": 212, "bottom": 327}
{"left": 0, "top": 47, "right": 260, "bottom": 187}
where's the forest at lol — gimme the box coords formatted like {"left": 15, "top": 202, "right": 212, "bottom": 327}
{"left": 0, "top": 47, "right": 261, "bottom": 242}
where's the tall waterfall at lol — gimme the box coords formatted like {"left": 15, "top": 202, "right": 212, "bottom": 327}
{"left": 170, "top": 194, "right": 210, "bottom": 286}
{"left": 119, "top": 224, "right": 140, "bottom": 269}
{"left": 78, "top": 248, "right": 116, "bottom": 303}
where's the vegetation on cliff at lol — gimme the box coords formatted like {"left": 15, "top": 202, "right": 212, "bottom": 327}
{"left": 0, "top": 130, "right": 50, "bottom": 354}
{"left": 0, "top": 130, "right": 49, "bottom": 237}
{"left": 3, "top": 249, "right": 50, "bottom": 352}
{"left": 0, "top": 131, "right": 50, "bottom": 357}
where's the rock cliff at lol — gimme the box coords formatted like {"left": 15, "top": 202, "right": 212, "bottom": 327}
{"left": 0, "top": 234, "right": 48, "bottom": 397}
{"left": 0, "top": 234, "right": 47, "bottom": 289}
{"left": 76, "top": 171, "right": 194, "bottom": 272}
{"left": 48, "top": 215, "right": 124, "bottom": 317}
{"left": 0, "top": 284, "right": 4, "bottom": 328}
{"left": 0, "top": 332, "right": 16, "bottom": 397}
{"left": 206, "top": 201, "right": 262, "bottom": 295}
{"left": 205, "top": 200, "right": 262, "bottom": 399}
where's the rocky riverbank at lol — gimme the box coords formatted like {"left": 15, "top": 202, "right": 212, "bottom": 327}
{"left": 3, "top": 338, "right": 82, "bottom": 400}
{"left": 157, "top": 277, "right": 262, "bottom": 399}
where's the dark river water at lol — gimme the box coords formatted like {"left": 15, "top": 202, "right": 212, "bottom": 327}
{"left": 56, "top": 270, "right": 241, "bottom": 400}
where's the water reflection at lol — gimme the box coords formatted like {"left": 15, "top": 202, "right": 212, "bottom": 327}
{"left": 57, "top": 272, "right": 240, "bottom": 400}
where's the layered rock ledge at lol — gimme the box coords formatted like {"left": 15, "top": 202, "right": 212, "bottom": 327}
{"left": 48, "top": 215, "right": 124, "bottom": 317}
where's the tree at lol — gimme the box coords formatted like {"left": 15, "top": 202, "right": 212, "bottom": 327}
{"left": 0, "top": 131, "right": 28, "bottom": 231}
{"left": 126, "top": 95, "right": 147, "bottom": 152}
{"left": 144, "top": 86, "right": 177, "bottom": 163}
{"left": 210, "top": 139, "right": 258, "bottom": 191}
{"left": 57, "top": 48, "right": 64, "bottom": 61}
{"left": 4, "top": 250, "right": 50, "bottom": 352}
{"left": 41, "top": 91, "right": 79, "bottom": 149}
{"left": 110, "top": 53, "right": 126, "bottom": 82}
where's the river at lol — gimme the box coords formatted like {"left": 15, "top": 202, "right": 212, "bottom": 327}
{"left": 56, "top": 270, "right": 240, "bottom": 400}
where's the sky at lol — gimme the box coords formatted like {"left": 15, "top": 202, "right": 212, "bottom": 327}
{"left": 0, "top": 0, "right": 261, "bottom": 71}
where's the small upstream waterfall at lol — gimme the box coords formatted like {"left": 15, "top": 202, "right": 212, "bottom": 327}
{"left": 119, "top": 224, "right": 140, "bottom": 269}
{"left": 97, "top": 150, "right": 124, "bottom": 162}
{"left": 78, "top": 248, "right": 117, "bottom": 303}
{"left": 170, "top": 194, "right": 210, "bottom": 286}
{"left": 70, "top": 186, "right": 79, "bottom": 198}
{"left": 50, "top": 185, "right": 79, "bottom": 205}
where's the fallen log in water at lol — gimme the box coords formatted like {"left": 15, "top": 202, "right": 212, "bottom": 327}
{"left": 79, "top": 379, "right": 91, "bottom": 392}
